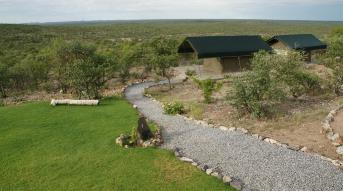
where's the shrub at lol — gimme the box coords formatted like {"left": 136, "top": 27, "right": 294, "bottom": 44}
{"left": 163, "top": 102, "right": 185, "bottom": 115}
{"left": 185, "top": 69, "right": 196, "bottom": 77}
{"left": 229, "top": 71, "right": 284, "bottom": 118}
{"left": 130, "top": 126, "right": 138, "bottom": 145}
{"left": 191, "top": 77, "right": 223, "bottom": 103}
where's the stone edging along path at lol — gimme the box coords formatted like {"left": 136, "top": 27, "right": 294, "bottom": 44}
{"left": 322, "top": 105, "right": 343, "bottom": 156}
{"left": 124, "top": 81, "right": 343, "bottom": 191}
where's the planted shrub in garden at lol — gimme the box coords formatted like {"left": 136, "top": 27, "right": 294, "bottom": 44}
{"left": 163, "top": 102, "right": 185, "bottom": 115}
{"left": 191, "top": 77, "right": 223, "bottom": 103}
{"left": 185, "top": 69, "right": 196, "bottom": 77}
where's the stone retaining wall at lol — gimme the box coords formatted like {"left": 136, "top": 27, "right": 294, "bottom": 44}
{"left": 322, "top": 105, "right": 343, "bottom": 156}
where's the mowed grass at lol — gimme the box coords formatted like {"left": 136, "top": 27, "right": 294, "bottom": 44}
{"left": 0, "top": 97, "right": 232, "bottom": 191}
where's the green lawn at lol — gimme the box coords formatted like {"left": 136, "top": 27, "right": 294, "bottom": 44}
{"left": 0, "top": 97, "right": 232, "bottom": 191}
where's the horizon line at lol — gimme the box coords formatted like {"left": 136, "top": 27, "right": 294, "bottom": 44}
{"left": 1, "top": 18, "right": 343, "bottom": 25}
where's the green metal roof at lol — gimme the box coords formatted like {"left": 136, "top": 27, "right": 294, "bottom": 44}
{"left": 178, "top": 35, "right": 272, "bottom": 59}
{"left": 267, "top": 34, "right": 327, "bottom": 51}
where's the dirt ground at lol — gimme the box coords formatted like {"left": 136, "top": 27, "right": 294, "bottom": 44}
{"left": 147, "top": 80, "right": 343, "bottom": 161}
{"left": 332, "top": 110, "right": 343, "bottom": 138}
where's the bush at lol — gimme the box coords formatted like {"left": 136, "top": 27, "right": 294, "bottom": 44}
{"left": 185, "top": 69, "right": 196, "bottom": 77}
{"left": 191, "top": 77, "right": 223, "bottom": 103}
{"left": 229, "top": 71, "right": 284, "bottom": 118}
{"left": 163, "top": 102, "right": 185, "bottom": 115}
{"left": 323, "top": 34, "right": 343, "bottom": 95}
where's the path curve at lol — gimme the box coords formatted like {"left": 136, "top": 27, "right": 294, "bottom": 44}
{"left": 125, "top": 81, "right": 343, "bottom": 191}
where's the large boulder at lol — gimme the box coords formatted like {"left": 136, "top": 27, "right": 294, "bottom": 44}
{"left": 137, "top": 116, "right": 153, "bottom": 142}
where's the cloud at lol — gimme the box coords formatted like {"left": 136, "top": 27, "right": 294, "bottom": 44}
{"left": 0, "top": 0, "right": 342, "bottom": 23}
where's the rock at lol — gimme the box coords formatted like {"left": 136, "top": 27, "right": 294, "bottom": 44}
{"left": 336, "top": 146, "right": 343, "bottom": 155}
{"left": 222, "top": 176, "right": 232, "bottom": 184}
{"left": 206, "top": 168, "right": 213, "bottom": 175}
{"left": 332, "top": 142, "right": 341, "bottom": 147}
{"left": 137, "top": 116, "right": 153, "bottom": 141}
{"left": 219, "top": 126, "right": 228, "bottom": 131}
{"left": 300, "top": 147, "right": 308, "bottom": 152}
{"left": 264, "top": 138, "right": 278, "bottom": 144}
{"left": 326, "top": 132, "right": 340, "bottom": 142}
{"left": 230, "top": 178, "right": 244, "bottom": 190}
{"left": 174, "top": 151, "right": 182, "bottom": 157}
{"left": 322, "top": 123, "right": 331, "bottom": 132}
{"left": 133, "top": 105, "right": 138, "bottom": 109}
{"left": 280, "top": 144, "right": 289, "bottom": 148}
{"left": 326, "top": 113, "right": 334, "bottom": 122}
{"left": 228, "top": 127, "right": 236, "bottom": 131}
{"left": 180, "top": 157, "right": 193, "bottom": 163}
{"left": 332, "top": 160, "right": 341, "bottom": 166}
{"left": 287, "top": 144, "right": 300, "bottom": 151}
{"left": 252, "top": 134, "right": 259, "bottom": 139}
{"left": 211, "top": 172, "right": 222, "bottom": 179}
{"left": 237, "top": 128, "right": 248, "bottom": 134}
{"left": 115, "top": 134, "right": 131, "bottom": 147}
{"left": 330, "top": 110, "right": 337, "bottom": 116}
{"left": 191, "top": 162, "right": 198, "bottom": 166}
{"left": 202, "top": 165, "right": 209, "bottom": 171}
{"left": 142, "top": 140, "right": 154, "bottom": 148}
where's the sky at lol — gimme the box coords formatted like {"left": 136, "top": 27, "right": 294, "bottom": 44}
{"left": 0, "top": 0, "right": 343, "bottom": 23}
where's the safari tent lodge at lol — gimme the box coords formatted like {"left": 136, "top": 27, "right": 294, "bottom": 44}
{"left": 267, "top": 34, "right": 327, "bottom": 62}
{"left": 178, "top": 35, "right": 272, "bottom": 74}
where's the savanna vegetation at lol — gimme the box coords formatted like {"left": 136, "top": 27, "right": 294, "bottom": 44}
{"left": 1, "top": 20, "right": 343, "bottom": 103}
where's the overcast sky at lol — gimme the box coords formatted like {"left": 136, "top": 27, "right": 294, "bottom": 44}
{"left": 0, "top": 0, "right": 343, "bottom": 23}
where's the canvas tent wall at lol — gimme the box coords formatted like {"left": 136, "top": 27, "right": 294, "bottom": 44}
{"left": 267, "top": 34, "right": 327, "bottom": 62}
{"left": 178, "top": 35, "right": 272, "bottom": 74}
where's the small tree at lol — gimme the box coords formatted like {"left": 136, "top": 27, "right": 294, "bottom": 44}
{"left": 146, "top": 37, "right": 179, "bottom": 89}
{"left": 113, "top": 41, "right": 140, "bottom": 83}
{"left": 191, "top": 77, "right": 223, "bottom": 103}
{"left": 49, "top": 41, "right": 110, "bottom": 98}
{"left": 326, "top": 35, "right": 343, "bottom": 95}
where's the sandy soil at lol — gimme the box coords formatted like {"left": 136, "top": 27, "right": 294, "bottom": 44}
{"left": 332, "top": 110, "right": 343, "bottom": 138}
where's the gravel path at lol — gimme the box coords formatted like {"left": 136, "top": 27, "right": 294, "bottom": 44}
{"left": 125, "top": 81, "right": 343, "bottom": 191}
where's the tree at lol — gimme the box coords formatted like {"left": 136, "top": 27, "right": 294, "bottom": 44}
{"left": 49, "top": 41, "right": 110, "bottom": 98}
{"left": 146, "top": 37, "right": 179, "bottom": 89}
{"left": 113, "top": 41, "right": 140, "bottom": 83}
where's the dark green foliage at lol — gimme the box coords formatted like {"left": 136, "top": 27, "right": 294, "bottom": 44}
{"left": 229, "top": 51, "right": 321, "bottom": 118}
{"left": 191, "top": 77, "right": 223, "bottom": 103}
{"left": 113, "top": 41, "right": 141, "bottom": 83}
{"left": 0, "top": 21, "right": 341, "bottom": 97}
{"left": 145, "top": 36, "right": 180, "bottom": 89}
{"left": 322, "top": 29, "right": 343, "bottom": 95}
{"left": 51, "top": 41, "right": 110, "bottom": 98}
{"left": 185, "top": 69, "right": 196, "bottom": 77}
{"left": 163, "top": 102, "right": 185, "bottom": 115}
{"left": 229, "top": 52, "right": 284, "bottom": 118}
